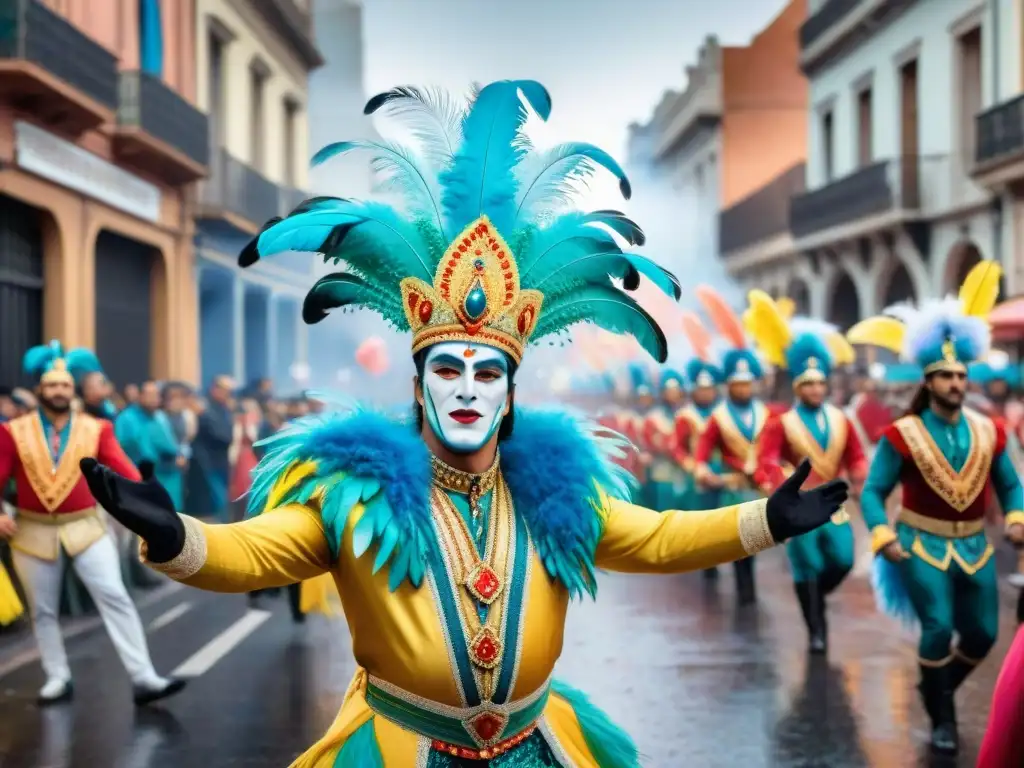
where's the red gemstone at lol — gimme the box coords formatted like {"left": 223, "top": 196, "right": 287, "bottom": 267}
{"left": 517, "top": 308, "right": 532, "bottom": 335}
{"left": 419, "top": 300, "right": 433, "bottom": 323}
{"left": 467, "top": 563, "right": 502, "bottom": 603}
{"left": 407, "top": 293, "right": 419, "bottom": 311}
{"left": 470, "top": 712, "right": 505, "bottom": 742}
{"left": 469, "top": 627, "right": 502, "bottom": 668}
{"left": 459, "top": 244, "right": 468, "bottom": 253}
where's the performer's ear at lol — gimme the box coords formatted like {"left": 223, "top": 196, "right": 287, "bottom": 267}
{"left": 413, "top": 376, "right": 424, "bottom": 407}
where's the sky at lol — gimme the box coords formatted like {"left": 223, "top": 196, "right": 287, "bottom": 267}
{"left": 305, "top": 0, "right": 791, "bottom": 397}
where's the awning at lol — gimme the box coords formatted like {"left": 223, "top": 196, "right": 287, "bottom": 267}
{"left": 989, "top": 297, "right": 1024, "bottom": 341}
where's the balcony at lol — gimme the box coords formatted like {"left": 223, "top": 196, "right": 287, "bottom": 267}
{"left": 800, "top": 0, "right": 914, "bottom": 75}
{"left": 719, "top": 164, "right": 805, "bottom": 255}
{"left": 790, "top": 157, "right": 943, "bottom": 243}
{"left": 0, "top": 0, "right": 118, "bottom": 133}
{"left": 973, "top": 94, "right": 1024, "bottom": 185}
{"left": 114, "top": 71, "right": 208, "bottom": 184}
{"left": 198, "top": 148, "right": 309, "bottom": 235}
{"left": 251, "top": 0, "right": 323, "bottom": 70}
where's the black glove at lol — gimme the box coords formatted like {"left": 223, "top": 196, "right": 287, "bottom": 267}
{"left": 766, "top": 459, "right": 849, "bottom": 543}
{"left": 80, "top": 458, "right": 185, "bottom": 563}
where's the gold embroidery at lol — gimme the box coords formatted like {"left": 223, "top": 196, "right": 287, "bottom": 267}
{"left": 894, "top": 410, "right": 994, "bottom": 513}
{"left": 910, "top": 534, "right": 994, "bottom": 575}
{"left": 678, "top": 406, "right": 708, "bottom": 454}
{"left": 141, "top": 516, "right": 208, "bottom": 579}
{"left": 712, "top": 401, "right": 766, "bottom": 475}
{"left": 9, "top": 412, "right": 102, "bottom": 513}
{"left": 779, "top": 405, "right": 848, "bottom": 482}
{"left": 737, "top": 498, "right": 774, "bottom": 555}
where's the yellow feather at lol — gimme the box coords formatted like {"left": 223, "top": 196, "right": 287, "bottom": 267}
{"left": 776, "top": 297, "right": 796, "bottom": 320}
{"left": 745, "top": 290, "right": 791, "bottom": 367}
{"left": 846, "top": 316, "right": 906, "bottom": 354}
{"left": 827, "top": 332, "right": 856, "bottom": 366}
{"left": 959, "top": 259, "right": 1002, "bottom": 318}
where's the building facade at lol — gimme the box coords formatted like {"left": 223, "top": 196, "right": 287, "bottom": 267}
{"left": 972, "top": 0, "right": 1024, "bottom": 295}
{"left": 193, "top": 0, "right": 322, "bottom": 391}
{"left": 735, "top": 0, "right": 1002, "bottom": 329}
{"left": 0, "top": 0, "right": 207, "bottom": 388}
{"left": 626, "top": 2, "right": 809, "bottom": 309}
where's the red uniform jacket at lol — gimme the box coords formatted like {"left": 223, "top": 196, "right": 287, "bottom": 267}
{"left": 977, "top": 624, "right": 1024, "bottom": 768}
{"left": 0, "top": 411, "right": 140, "bottom": 515}
{"left": 675, "top": 406, "right": 712, "bottom": 474}
{"left": 849, "top": 393, "right": 892, "bottom": 445}
{"left": 642, "top": 409, "right": 684, "bottom": 465}
{"left": 694, "top": 400, "right": 769, "bottom": 483}
{"left": 754, "top": 405, "right": 868, "bottom": 493}
{"left": 882, "top": 412, "right": 1006, "bottom": 524}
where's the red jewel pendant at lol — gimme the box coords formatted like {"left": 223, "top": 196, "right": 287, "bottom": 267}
{"left": 468, "top": 710, "right": 508, "bottom": 743}
{"left": 465, "top": 562, "right": 503, "bottom": 605}
{"left": 469, "top": 626, "right": 502, "bottom": 669}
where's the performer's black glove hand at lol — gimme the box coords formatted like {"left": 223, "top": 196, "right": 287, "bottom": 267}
{"left": 80, "top": 458, "right": 185, "bottom": 563}
{"left": 765, "top": 459, "right": 849, "bottom": 543}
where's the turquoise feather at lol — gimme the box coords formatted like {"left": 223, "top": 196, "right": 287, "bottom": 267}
{"left": 534, "top": 251, "right": 679, "bottom": 300}
{"left": 440, "top": 80, "right": 551, "bottom": 236}
{"left": 332, "top": 718, "right": 383, "bottom": 768}
{"left": 514, "top": 142, "right": 632, "bottom": 224}
{"left": 582, "top": 210, "right": 645, "bottom": 246}
{"left": 550, "top": 679, "right": 640, "bottom": 768}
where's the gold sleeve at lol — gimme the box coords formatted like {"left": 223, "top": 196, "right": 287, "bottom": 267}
{"left": 594, "top": 496, "right": 774, "bottom": 574}
{"left": 141, "top": 504, "right": 332, "bottom": 592}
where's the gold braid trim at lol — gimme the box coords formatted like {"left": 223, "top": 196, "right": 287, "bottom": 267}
{"left": 870, "top": 525, "right": 898, "bottom": 555}
{"left": 140, "top": 515, "right": 207, "bottom": 580}
{"left": 1005, "top": 510, "right": 1024, "bottom": 531}
{"left": 737, "top": 498, "right": 774, "bottom": 555}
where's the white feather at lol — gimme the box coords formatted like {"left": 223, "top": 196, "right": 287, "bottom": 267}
{"left": 373, "top": 86, "right": 466, "bottom": 172}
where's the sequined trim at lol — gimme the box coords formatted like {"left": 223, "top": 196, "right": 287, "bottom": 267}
{"left": 779, "top": 405, "right": 847, "bottom": 482}
{"left": 140, "top": 515, "right": 207, "bottom": 580}
{"left": 367, "top": 674, "right": 550, "bottom": 722}
{"left": 425, "top": 568, "right": 470, "bottom": 706}
{"left": 9, "top": 412, "right": 102, "bottom": 513}
{"left": 503, "top": 540, "right": 534, "bottom": 702}
{"left": 894, "top": 410, "right": 994, "bottom": 512}
{"left": 415, "top": 736, "right": 431, "bottom": 767}
{"left": 737, "top": 499, "right": 774, "bottom": 555}
{"left": 431, "top": 453, "right": 500, "bottom": 495}
{"left": 538, "top": 717, "right": 577, "bottom": 767}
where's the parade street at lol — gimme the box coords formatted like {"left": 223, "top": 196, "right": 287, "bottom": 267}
{"left": 0, "top": 546, "right": 1017, "bottom": 768}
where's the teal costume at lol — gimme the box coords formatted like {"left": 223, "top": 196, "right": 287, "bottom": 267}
{"left": 678, "top": 358, "right": 722, "bottom": 512}
{"left": 645, "top": 368, "right": 688, "bottom": 513}
{"left": 858, "top": 289, "right": 1024, "bottom": 755}
{"left": 115, "top": 404, "right": 185, "bottom": 511}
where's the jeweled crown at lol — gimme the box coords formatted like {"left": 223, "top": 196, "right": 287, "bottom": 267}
{"left": 402, "top": 216, "right": 542, "bottom": 363}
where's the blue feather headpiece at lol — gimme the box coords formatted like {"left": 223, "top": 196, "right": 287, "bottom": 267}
{"left": 23, "top": 340, "right": 103, "bottom": 386}
{"left": 902, "top": 297, "right": 989, "bottom": 375}
{"left": 721, "top": 349, "right": 762, "bottom": 383}
{"left": 685, "top": 358, "right": 721, "bottom": 389}
{"left": 785, "top": 318, "right": 837, "bottom": 387}
{"left": 628, "top": 363, "right": 653, "bottom": 397}
{"left": 659, "top": 367, "right": 684, "bottom": 393}
{"left": 240, "top": 81, "right": 679, "bottom": 364}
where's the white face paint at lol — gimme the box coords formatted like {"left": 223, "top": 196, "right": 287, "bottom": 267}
{"left": 421, "top": 342, "right": 511, "bottom": 454}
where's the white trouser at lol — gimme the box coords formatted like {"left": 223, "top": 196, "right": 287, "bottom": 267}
{"left": 11, "top": 532, "right": 160, "bottom": 685}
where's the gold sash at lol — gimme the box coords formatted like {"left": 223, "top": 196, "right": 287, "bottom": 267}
{"left": 893, "top": 409, "right": 994, "bottom": 513}
{"left": 8, "top": 412, "right": 102, "bottom": 513}
{"left": 10, "top": 506, "right": 107, "bottom": 562}
{"left": 779, "top": 405, "right": 848, "bottom": 482}
{"left": 712, "top": 401, "right": 766, "bottom": 475}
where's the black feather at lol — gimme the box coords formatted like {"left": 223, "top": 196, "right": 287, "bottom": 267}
{"left": 589, "top": 209, "right": 646, "bottom": 246}
{"left": 622, "top": 267, "right": 640, "bottom": 291}
{"left": 302, "top": 272, "right": 368, "bottom": 324}
{"left": 237, "top": 216, "right": 283, "bottom": 267}
{"left": 319, "top": 221, "right": 361, "bottom": 256}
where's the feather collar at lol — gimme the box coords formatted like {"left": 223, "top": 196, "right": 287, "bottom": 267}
{"left": 248, "top": 405, "right": 633, "bottom": 598}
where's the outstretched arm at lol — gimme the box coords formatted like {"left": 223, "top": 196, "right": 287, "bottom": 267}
{"left": 990, "top": 426, "right": 1024, "bottom": 532}
{"left": 595, "top": 460, "right": 848, "bottom": 574}
{"left": 860, "top": 434, "right": 903, "bottom": 553}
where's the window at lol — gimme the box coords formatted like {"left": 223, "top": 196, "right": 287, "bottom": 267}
{"left": 957, "top": 26, "right": 983, "bottom": 163}
{"left": 249, "top": 60, "right": 270, "bottom": 173}
{"left": 207, "top": 33, "right": 224, "bottom": 148}
{"left": 283, "top": 99, "right": 299, "bottom": 186}
{"left": 139, "top": 0, "right": 163, "bottom": 77}
{"left": 821, "top": 110, "right": 834, "bottom": 182}
{"left": 857, "top": 87, "right": 873, "bottom": 167}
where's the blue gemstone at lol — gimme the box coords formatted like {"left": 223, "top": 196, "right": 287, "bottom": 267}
{"left": 464, "top": 280, "right": 487, "bottom": 320}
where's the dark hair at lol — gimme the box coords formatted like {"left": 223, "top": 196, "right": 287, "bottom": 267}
{"left": 412, "top": 348, "right": 517, "bottom": 440}
{"left": 907, "top": 381, "right": 931, "bottom": 415}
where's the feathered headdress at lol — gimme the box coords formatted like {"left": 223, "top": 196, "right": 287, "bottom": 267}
{"left": 241, "top": 81, "right": 680, "bottom": 365}
{"left": 628, "top": 362, "right": 654, "bottom": 397}
{"left": 23, "top": 340, "right": 103, "bottom": 386}
{"left": 696, "top": 285, "right": 761, "bottom": 382}
{"left": 847, "top": 260, "right": 1000, "bottom": 375}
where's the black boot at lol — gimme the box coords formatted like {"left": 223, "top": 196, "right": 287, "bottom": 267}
{"left": 734, "top": 557, "right": 756, "bottom": 605}
{"left": 918, "top": 664, "right": 958, "bottom": 756}
{"left": 818, "top": 564, "right": 852, "bottom": 596}
{"left": 946, "top": 654, "right": 977, "bottom": 693}
{"left": 288, "top": 583, "right": 305, "bottom": 624}
{"left": 794, "top": 582, "right": 827, "bottom": 654}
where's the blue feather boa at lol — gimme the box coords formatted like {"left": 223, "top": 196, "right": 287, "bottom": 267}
{"left": 248, "top": 404, "right": 635, "bottom": 598}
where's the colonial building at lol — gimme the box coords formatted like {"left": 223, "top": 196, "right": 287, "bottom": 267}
{"left": 769, "top": 0, "right": 998, "bottom": 329}
{"left": 972, "top": 0, "right": 1024, "bottom": 295}
{"left": 193, "top": 0, "right": 322, "bottom": 390}
{"left": 626, "top": 2, "right": 809, "bottom": 309}
{"left": 0, "top": 0, "right": 207, "bottom": 387}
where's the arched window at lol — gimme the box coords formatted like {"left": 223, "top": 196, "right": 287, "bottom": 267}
{"left": 140, "top": 0, "right": 163, "bottom": 77}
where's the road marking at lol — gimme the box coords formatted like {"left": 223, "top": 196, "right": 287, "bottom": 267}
{"left": 148, "top": 601, "right": 193, "bottom": 630}
{"left": 171, "top": 609, "right": 272, "bottom": 678}
{"left": 0, "top": 581, "right": 184, "bottom": 680}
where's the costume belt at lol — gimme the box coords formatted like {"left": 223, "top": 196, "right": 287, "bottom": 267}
{"left": 897, "top": 508, "right": 985, "bottom": 539}
{"left": 16, "top": 506, "right": 98, "bottom": 525}
{"left": 365, "top": 674, "right": 549, "bottom": 759}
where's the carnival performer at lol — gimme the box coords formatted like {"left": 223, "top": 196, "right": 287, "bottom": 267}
{"left": 849, "top": 261, "right": 1024, "bottom": 756}
{"left": 641, "top": 368, "right": 687, "bottom": 513}
{"left": 0, "top": 342, "right": 184, "bottom": 705}
{"left": 78, "top": 80, "right": 846, "bottom": 767}
{"left": 747, "top": 292, "right": 867, "bottom": 654}
{"left": 693, "top": 285, "right": 769, "bottom": 604}
{"left": 624, "top": 363, "right": 655, "bottom": 504}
